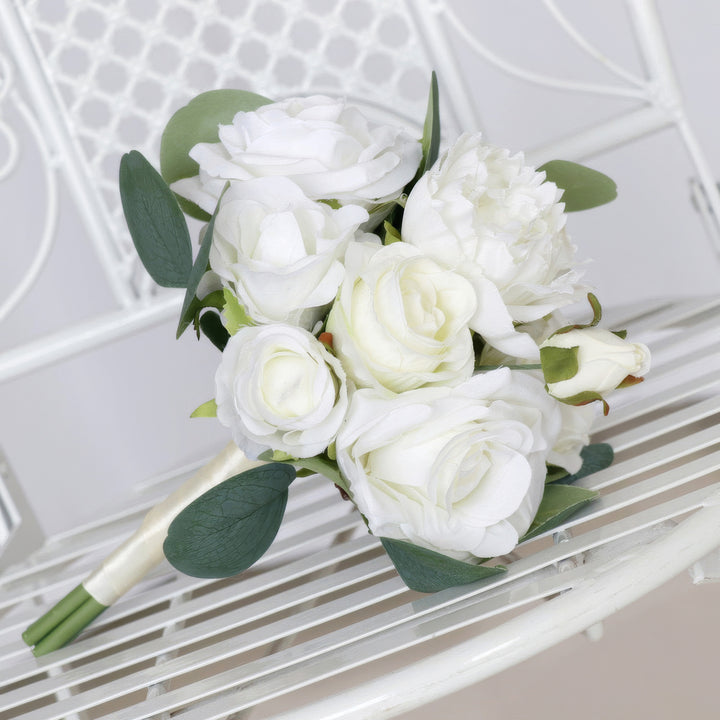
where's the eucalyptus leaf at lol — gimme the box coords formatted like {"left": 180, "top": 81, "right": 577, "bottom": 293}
{"left": 560, "top": 443, "right": 614, "bottom": 484}
{"left": 199, "top": 311, "right": 230, "bottom": 351}
{"left": 177, "top": 196, "right": 223, "bottom": 339}
{"left": 160, "top": 89, "right": 272, "bottom": 219}
{"left": 381, "top": 538, "right": 505, "bottom": 593}
{"left": 119, "top": 151, "right": 193, "bottom": 287}
{"left": 538, "top": 159, "right": 617, "bottom": 212}
{"left": 163, "top": 463, "right": 295, "bottom": 578}
{"left": 521, "top": 484, "right": 598, "bottom": 542}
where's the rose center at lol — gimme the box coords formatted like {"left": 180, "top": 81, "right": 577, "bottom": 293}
{"left": 261, "top": 351, "right": 318, "bottom": 417}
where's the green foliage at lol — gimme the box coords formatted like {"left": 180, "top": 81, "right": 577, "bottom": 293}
{"left": 163, "top": 463, "right": 296, "bottom": 578}
{"left": 160, "top": 89, "right": 272, "bottom": 219}
{"left": 540, "top": 345, "right": 579, "bottom": 384}
{"left": 546, "top": 443, "right": 614, "bottom": 484}
{"left": 380, "top": 538, "right": 505, "bottom": 593}
{"left": 199, "top": 311, "right": 230, "bottom": 351}
{"left": 521, "top": 484, "right": 598, "bottom": 542}
{"left": 538, "top": 160, "right": 617, "bottom": 212}
{"left": 119, "top": 151, "right": 193, "bottom": 288}
{"left": 177, "top": 197, "right": 223, "bottom": 339}
{"left": 190, "top": 399, "right": 217, "bottom": 418}
{"left": 415, "top": 70, "right": 440, "bottom": 181}
{"left": 222, "top": 288, "right": 255, "bottom": 335}
{"left": 383, "top": 220, "right": 402, "bottom": 244}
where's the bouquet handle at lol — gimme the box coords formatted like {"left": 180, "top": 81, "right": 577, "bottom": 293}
{"left": 23, "top": 442, "right": 260, "bottom": 656}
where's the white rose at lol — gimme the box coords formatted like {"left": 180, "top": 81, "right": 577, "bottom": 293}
{"left": 326, "top": 242, "right": 477, "bottom": 393}
{"left": 215, "top": 324, "right": 348, "bottom": 459}
{"left": 548, "top": 403, "right": 597, "bottom": 474}
{"left": 209, "top": 177, "right": 367, "bottom": 329}
{"left": 336, "top": 369, "right": 562, "bottom": 560}
{"left": 540, "top": 327, "right": 651, "bottom": 400}
{"left": 171, "top": 95, "right": 422, "bottom": 216}
{"left": 402, "top": 133, "right": 586, "bottom": 358}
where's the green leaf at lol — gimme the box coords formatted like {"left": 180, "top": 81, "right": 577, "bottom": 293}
{"left": 416, "top": 70, "right": 440, "bottom": 180}
{"left": 561, "top": 443, "right": 614, "bottom": 484}
{"left": 160, "top": 89, "right": 272, "bottom": 220}
{"left": 521, "top": 484, "right": 598, "bottom": 542}
{"left": 176, "top": 197, "right": 223, "bottom": 339}
{"left": 199, "top": 311, "right": 230, "bottom": 351}
{"left": 540, "top": 345, "right": 579, "bottom": 384}
{"left": 381, "top": 538, "right": 505, "bottom": 593}
{"left": 383, "top": 220, "right": 402, "bottom": 244}
{"left": 190, "top": 399, "right": 217, "bottom": 418}
{"left": 538, "top": 159, "right": 617, "bottom": 212}
{"left": 163, "top": 463, "right": 295, "bottom": 578}
{"left": 223, "top": 288, "right": 254, "bottom": 335}
{"left": 545, "top": 464, "right": 570, "bottom": 484}
{"left": 119, "top": 150, "right": 193, "bottom": 288}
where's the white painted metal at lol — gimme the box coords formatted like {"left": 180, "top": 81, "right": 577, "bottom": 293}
{"left": 1, "top": 0, "right": 720, "bottom": 381}
{"left": 0, "top": 296, "right": 719, "bottom": 718}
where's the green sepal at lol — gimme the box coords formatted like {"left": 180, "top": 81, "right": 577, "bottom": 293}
{"left": 222, "top": 288, "right": 255, "bottom": 335}
{"left": 199, "top": 310, "right": 230, "bottom": 351}
{"left": 319, "top": 198, "right": 342, "bottom": 210}
{"left": 557, "top": 390, "right": 610, "bottom": 416}
{"left": 119, "top": 150, "right": 193, "bottom": 288}
{"left": 521, "top": 484, "right": 599, "bottom": 542}
{"left": 163, "top": 463, "right": 295, "bottom": 578}
{"left": 383, "top": 220, "right": 402, "bottom": 244}
{"left": 612, "top": 329, "right": 628, "bottom": 340}
{"left": 160, "top": 89, "right": 272, "bottom": 220}
{"left": 540, "top": 345, "right": 579, "bottom": 384}
{"left": 176, "top": 191, "right": 225, "bottom": 339}
{"left": 380, "top": 538, "right": 505, "bottom": 593}
{"left": 554, "top": 293, "right": 602, "bottom": 335}
{"left": 258, "top": 450, "right": 347, "bottom": 494}
{"left": 190, "top": 399, "right": 218, "bottom": 418}
{"left": 617, "top": 374, "right": 644, "bottom": 389}
{"left": 538, "top": 159, "right": 617, "bottom": 212}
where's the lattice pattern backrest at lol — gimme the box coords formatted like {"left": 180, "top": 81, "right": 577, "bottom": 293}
{"left": 13, "top": 0, "right": 432, "bottom": 302}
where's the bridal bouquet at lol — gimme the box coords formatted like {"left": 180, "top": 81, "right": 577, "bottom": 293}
{"left": 23, "top": 75, "right": 650, "bottom": 655}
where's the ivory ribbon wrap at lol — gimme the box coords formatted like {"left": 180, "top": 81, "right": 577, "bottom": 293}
{"left": 84, "top": 443, "right": 261, "bottom": 606}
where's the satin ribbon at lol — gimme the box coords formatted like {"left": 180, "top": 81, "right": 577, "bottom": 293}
{"left": 84, "top": 443, "right": 261, "bottom": 605}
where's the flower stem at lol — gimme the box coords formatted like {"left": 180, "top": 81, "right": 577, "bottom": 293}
{"left": 475, "top": 364, "right": 542, "bottom": 371}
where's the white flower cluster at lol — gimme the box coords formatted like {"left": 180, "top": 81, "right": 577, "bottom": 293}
{"left": 175, "top": 95, "right": 649, "bottom": 561}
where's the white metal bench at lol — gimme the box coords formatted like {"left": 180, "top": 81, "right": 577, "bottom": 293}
{"left": 1, "top": 1, "right": 719, "bottom": 718}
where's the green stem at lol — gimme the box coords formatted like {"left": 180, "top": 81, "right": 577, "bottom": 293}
{"left": 475, "top": 364, "right": 542, "bottom": 371}
{"left": 22, "top": 584, "right": 107, "bottom": 656}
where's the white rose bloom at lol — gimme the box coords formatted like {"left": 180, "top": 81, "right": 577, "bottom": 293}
{"left": 171, "top": 95, "right": 422, "bottom": 215}
{"left": 548, "top": 403, "right": 597, "bottom": 474}
{"left": 209, "top": 177, "right": 367, "bottom": 329}
{"left": 326, "top": 242, "right": 477, "bottom": 393}
{"left": 540, "top": 327, "right": 651, "bottom": 400}
{"left": 215, "top": 324, "right": 348, "bottom": 459}
{"left": 336, "top": 369, "right": 562, "bottom": 560}
{"left": 402, "top": 133, "right": 586, "bottom": 359}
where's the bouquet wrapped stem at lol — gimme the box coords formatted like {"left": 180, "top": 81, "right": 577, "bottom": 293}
{"left": 23, "top": 443, "right": 260, "bottom": 656}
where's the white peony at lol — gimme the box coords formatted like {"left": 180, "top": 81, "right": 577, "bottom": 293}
{"left": 540, "top": 327, "right": 651, "bottom": 400}
{"left": 402, "top": 133, "right": 586, "bottom": 358}
{"left": 326, "top": 242, "right": 477, "bottom": 393}
{"left": 336, "top": 369, "right": 562, "bottom": 560}
{"left": 215, "top": 324, "right": 348, "bottom": 459}
{"left": 209, "top": 177, "right": 367, "bottom": 329}
{"left": 171, "top": 95, "right": 422, "bottom": 215}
